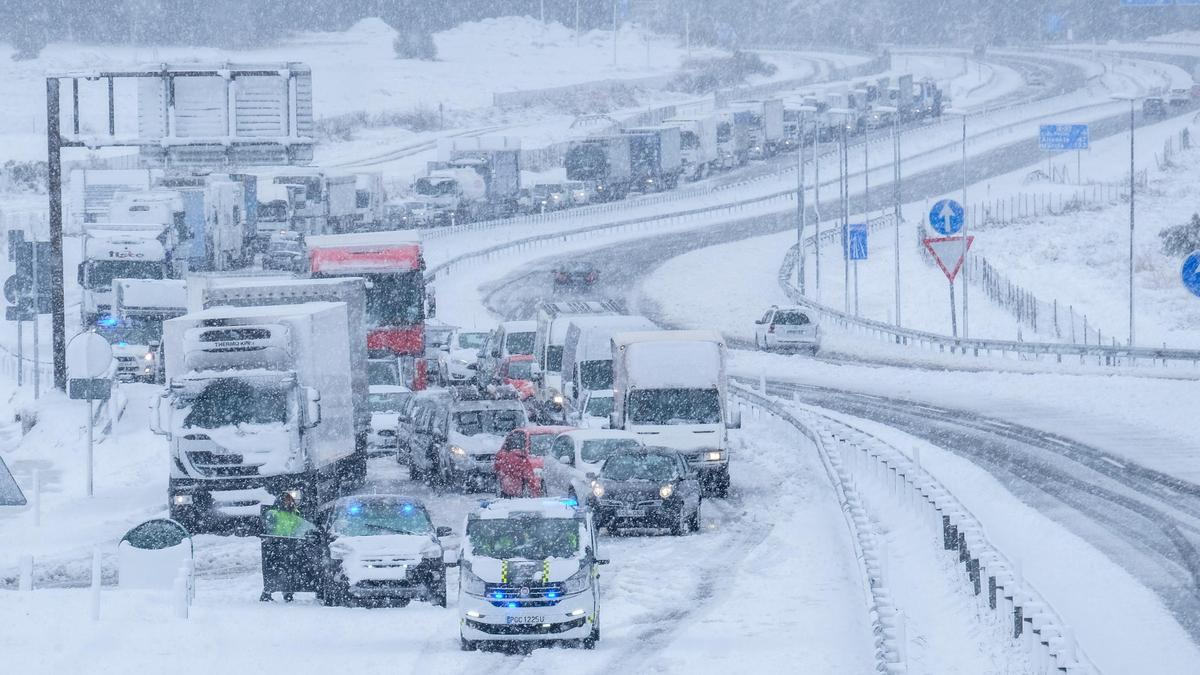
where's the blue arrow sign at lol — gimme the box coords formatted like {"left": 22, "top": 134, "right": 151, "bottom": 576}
{"left": 1039, "top": 124, "right": 1089, "bottom": 151}
{"left": 846, "top": 223, "right": 868, "bottom": 260}
{"left": 1182, "top": 251, "right": 1200, "bottom": 298}
{"left": 929, "top": 199, "right": 964, "bottom": 235}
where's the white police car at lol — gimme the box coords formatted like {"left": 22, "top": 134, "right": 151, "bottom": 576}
{"left": 458, "top": 498, "right": 605, "bottom": 650}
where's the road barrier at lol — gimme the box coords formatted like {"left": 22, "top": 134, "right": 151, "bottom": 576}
{"left": 733, "top": 382, "right": 1101, "bottom": 674}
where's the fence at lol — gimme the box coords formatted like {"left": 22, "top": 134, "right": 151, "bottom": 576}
{"left": 733, "top": 383, "right": 1100, "bottom": 674}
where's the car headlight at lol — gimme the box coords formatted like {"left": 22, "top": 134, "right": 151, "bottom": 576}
{"left": 659, "top": 484, "right": 674, "bottom": 500}
{"left": 705, "top": 450, "right": 725, "bottom": 462}
{"left": 461, "top": 564, "right": 487, "bottom": 595}
{"left": 143, "top": 353, "right": 154, "bottom": 361}
{"left": 450, "top": 445, "right": 466, "bottom": 457}
{"left": 591, "top": 481, "right": 604, "bottom": 498}
{"left": 553, "top": 394, "right": 564, "bottom": 405}
{"left": 562, "top": 566, "right": 590, "bottom": 594}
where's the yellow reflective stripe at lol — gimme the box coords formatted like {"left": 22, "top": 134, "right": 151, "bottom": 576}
{"left": 500, "top": 559, "right": 508, "bottom": 583}
{"left": 542, "top": 559, "right": 550, "bottom": 583}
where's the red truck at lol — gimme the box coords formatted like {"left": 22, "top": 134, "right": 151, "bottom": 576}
{"left": 308, "top": 231, "right": 428, "bottom": 389}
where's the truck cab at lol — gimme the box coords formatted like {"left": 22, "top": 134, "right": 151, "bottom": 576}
{"left": 105, "top": 278, "right": 187, "bottom": 382}
{"left": 458, "top": 498, "right": 604, "bottom": 651}
{"left": 79, "top": 225, "right": 170, "bottom": 324}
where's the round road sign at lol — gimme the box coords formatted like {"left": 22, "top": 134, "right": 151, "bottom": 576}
{"left": 3, "top": 274, "right": 30, "bottom": 304}
{"left": 67, "top": 332, "right": 114, "bottom": 379}
{"left": 1182, "top": 251, "right": 1200, "bottom": 298}
{"left": 928, "top": 199, "right": 965, "bottom": 236}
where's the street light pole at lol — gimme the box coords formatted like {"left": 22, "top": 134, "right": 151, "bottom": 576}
{"left": 1129, "top": 98, "right": 1136, "bottom": 346}
{"left": 813, "top": 118, "right": 822, "bottom": 301}
{"left": 796, "top": 111, "right": 807, "bottom": 294}
{"left": 893, "top": 112, "right": 902, "bottom": 327}
{"left": 960, "top": 112, "right": 969, "bottom": 339}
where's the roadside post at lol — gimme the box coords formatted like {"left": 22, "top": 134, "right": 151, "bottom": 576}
{"left": 924, "top": 235, "right": 974, "bottom": 338}
{"left": 66, "top": 332, "right": 113, "bottom": 497}
{"left": 846, "top": 223, "right": 869, "bottom": 316}
{"left": 1038, "top": 124, "right": 1089, "bottom": 183}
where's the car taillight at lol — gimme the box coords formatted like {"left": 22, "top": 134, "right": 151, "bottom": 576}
{"left": 586, "top": 272, "right": 597, "bottom": 282}
{"left": 768, "top": 324, "right": 775, "bottom": 333}
{"left": 556, "top": 272, "right": 569, "bottom": 282}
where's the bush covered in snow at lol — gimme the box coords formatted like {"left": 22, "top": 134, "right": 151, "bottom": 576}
{"left": 316, "top": 105, "right": 445, "bottom": 141}
{"left": 1158, "top": 213, "right": 1200, "bottom": 256}
{"left": 668, "top": 51, "right": 777, "bottom": 94}
{"left": 0, "top": 160, "right": 46, "bottom": 193}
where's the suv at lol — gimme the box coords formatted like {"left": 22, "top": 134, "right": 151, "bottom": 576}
{"left": 427, "top": 395, "right": 529, "bottom": 491}
{"left": 459, "top": 498, "right": 605, "bottom": 650}
{"left": 753, "top": 306, "right": 820, "bottom": 353}
{"left": 478, "top": 321, "right": 537, "bottom": 385}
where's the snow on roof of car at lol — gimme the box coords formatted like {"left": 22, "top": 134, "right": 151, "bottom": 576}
{"left": 369, "top": 385, "right": 412, "bottom": 394}
{"left": 502, "top": 320, "right": 537, "bottom": 332}
{"left": 306, "top": 230, "right": 421, "bottom": 248}
{"left": 517, "top": 425, "right": 576, "bottom": 436}
{"left": 452, "top": 398, "right": 527, "bottom": 412}
{"left": 559, "top": 428, "right": 640, "bottom": 442}
{"left": 474, "top": 497, "right": 581, "bottom": 520}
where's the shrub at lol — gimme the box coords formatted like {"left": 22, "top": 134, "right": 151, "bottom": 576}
{"left": 1159, "top": 213, "right": 1200, "bottom": 256}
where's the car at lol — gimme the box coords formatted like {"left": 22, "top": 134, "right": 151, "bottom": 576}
{"left": 384, "top": 199, "right": 444, "bottom": 228}
{"left": 1169, "top": 88, "right": 1191, "bottom": 108}
{"left": 315, "top": 495, "right": 454, "bottom": 607}
{"left": 587, "top": 447, "right": 702, "bottom": 536}
{"left": 1026, "top": 71, "right": 1046, "bottom": 87}
{"left": 490, "top": 354, "right": 540, "bottom": 400}
{"left": 1143, "top": 97, "right": 1167, "bottom": 120}
{"left": 530, "top": 183, "right": 569, "bottom": 212}
{"left": 262, "top": 232, "right": 306, "bottom": 272}
{"left": 430, "top": 396, "right": 529, "bottom": 491}
{"left": 458, "top": 498, "right": 605, "bottom": 651}
{"left": 494, "top": 425, "right": 575, "bottom": 497}
{"left": 402, "top": 390, "right": 454, "bottom": 478}
{"left": 564, "top": 180, "right": 592, "bottom": 206}
{"left": 754, "top": 306, "right": 820, "bottom": 353}
{"left": 477, "top": 320, "right": 537, "bottom": 385}
{"left": 425, "top": 322, "right": 457, "bottom": 383}
{"left": 572, "top": 389, "right": 613, "bottom": 429}
{"left": 553, "top": 261, "right": 599, "bottom": 291}
{"left": 368, "top": 385, "right": 413, "bottom": 454}
{"left": 367, "top": 356, "right": 403, "bottom": 386}
{"left": 438, "top": 328, "right": 490, "bottom": 385}
{"left": 542, "top": 429, "right": 644, "bottom": 502}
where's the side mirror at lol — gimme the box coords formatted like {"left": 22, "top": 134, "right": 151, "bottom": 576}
{"left": 557, "top": 454, "right": 572, "bottom": 466}
{"left": 305, "top": 387, "right": 322, "bottom": 428}
{"left": 443, "top": 547, "right": 460, "bottom": 567}
{"left": 727, "top": 409, "right": 741, "bottom": 430}
{"left": 491, "top": 349, "right": 500, "bottom": 358}
{"left": 435, "top": 526, "right": 453, "bottom": 538}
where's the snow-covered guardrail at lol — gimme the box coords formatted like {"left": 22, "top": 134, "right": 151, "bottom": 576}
{"left": 733, "top": 381, "right": 1100, "bottom": 674}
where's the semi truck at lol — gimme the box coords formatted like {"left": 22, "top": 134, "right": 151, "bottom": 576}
{"left": 564, "top": 135, "right": 634, "bottom": 201}
{"left": 271, "top": 171, "right": 359, "bottom": 235}
{"left": 157, "top": 175, "right": 254, "bottom": 272}
{"left": 662, "top": 115, "right": 719, "bottom": 181}
{"left": 255, "top": 182, "right": 305, "bottom": 248}
{"left": 609, "top": 330, "right": 739, "bottom": 497}
{"left": 307, "top": 231, "right": 428, "bottom": 389}
{"left": 154, "top": 298, "right": 366, "bottom": 531}
{"left": 715, "top": 110, "right": 751, "bottom": 168}
{"left": 622, "top": 126, "right": 684, "bottom": 192}
{"left": 415, "top": 137, "right": 521, "bottom": 223}
{"left": 78, "top": 223, "right": 174, "bottom": 324}
{"left": 727, "top": 99, "right": 784, "bottom": 159}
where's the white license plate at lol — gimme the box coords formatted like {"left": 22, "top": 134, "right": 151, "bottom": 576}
{"left": 618, "top": 509, "right": 645, "bottom": 517}
{"left": 506, "top": 615, "right": 545, "bottom": 625}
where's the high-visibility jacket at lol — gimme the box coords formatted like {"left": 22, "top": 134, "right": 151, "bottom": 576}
{"left": 266, "top": 508, "right": 306, "bottom": 537}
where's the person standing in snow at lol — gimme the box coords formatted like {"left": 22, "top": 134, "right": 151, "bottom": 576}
{"left": 260, "top": 493, "right": 314, "bottom": 602}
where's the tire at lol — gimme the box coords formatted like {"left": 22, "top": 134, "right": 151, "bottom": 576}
{"left": 670, "top": 506, "right": 688, "bottom": 536}
{"left": 582, "top": 623, "right": 599, "bottom": 649}
{"left": 689, "top": 499, "right": 702, "bottom": 532}
{"left": 431, "top": 577, "right": 448, "bottom": 608}
{"left": 460, "top": 637, "right": 478, "bottom": 652}
{"left": 710, "top": 468, "right": 730, "bottom": 499}
{"left": 321, "top": 574, "right": 349, "bottom": 607}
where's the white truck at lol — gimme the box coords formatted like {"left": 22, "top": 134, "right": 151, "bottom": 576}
{"left": 157, "top": 176, "right": 254, "bottom": 271}
{"left": 354, "top": 173, "right": 387, "bottom": 230}
{"left": 103, "top": 278, "right": 188, "bottom": 382}
{"left": 416, "top": 137, "right": 521, "bottom": 223}
{"left": 67, "top": 168, "right": 161, "bottom": 230}
{"left": 728, "top": 99, "right": 784, "bottom": 159}
{"left": 662, "top": 115, "right": 719, "bottom": 181}
{"left": 78, "top": 223, "right": 173, "bottom": 325}
{"left": 560, "top": 315, "right": 657, "bottom": 402}
{"left": 533, "top": 300, "right": 625, "bottom": 399}
{"left": 255, "top": 182, "right": 305, "bottom": 249}
{"left": 609, "top": 330, "right": 739, "bottom": 497}
{"left": 271, "top": 171, "right": 359, "bottom": 235}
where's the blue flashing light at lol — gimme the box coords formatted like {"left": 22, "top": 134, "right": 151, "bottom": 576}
{"left": 561, "top": 498, "right": 578, "bottom": 507}
{"left": 402, "top": 503, "right": 413, "bottom": 513}
{"left": 97, "top": 316, "right": 120, "bottom": 328}
{"left": 491, "top": 592, "right": 505, "bottom": 599}
{"left": 116, "top": 341, "right": 128, "bottom": 347}
{"left": 347, "top": 503, "right": 363, "bottom": 515}
{"left": 545, "top": 591, "right": 559, "bottom": 599}
{"left": 507, "top": 602, "right": 518, "bottom": 609}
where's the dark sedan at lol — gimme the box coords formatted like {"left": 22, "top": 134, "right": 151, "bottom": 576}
{"left": 553, "top": 262, "right": 599, "bottom": 290}
{"left": 587, "top": 448, "right": 701, "bottom": 535}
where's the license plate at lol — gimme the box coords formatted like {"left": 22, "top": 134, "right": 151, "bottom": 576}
{"left": 506, "top": 615, "right": 545, "bottom": 625}
{"left": 618, "top": 509, "right": 645, "bottom": 517}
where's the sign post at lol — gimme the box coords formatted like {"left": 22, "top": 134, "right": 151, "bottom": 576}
{"left": 847, "top": 223, "right": 868, "bottom": 316}
{"left": 924, "top": 235, "right": 975, "bottom": 338}
{"left": 67, "top": 332, "right": 113, "bottom": 497}
{"left": 1039, "top": 124, "right": 1089, "bottom": 183}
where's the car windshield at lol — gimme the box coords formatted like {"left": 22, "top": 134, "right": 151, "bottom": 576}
{"left": 602, "top": 453, "right": 678, "bottom": 482}
{"left": 578, "top": 360, "right": 612, "bottom": 391}
{"left": 505, "top": 331, "right": 535, "bottom": 355}
{"left": 467, "top": 518, "right": 579, "bottom": 560}
{"left": 96, "top": 317, "right": 160, "bottom": 345}
{"left": 331, "top": 500, "right": 432, "bottom": 537}
{"left": 530, "top": 434, "right": 556, "bottom": 456}
{"left": 369, "top": 391, "right": 411, "bottom": 413}
{"left": 183, "top": 379, "right": 288, "bottom": 428}
{"left": 581, "top": 438, "right": 640, "bottom": 463}
{"left": 367, "top": 361, "right": 400, "bottom": 386}
{"left": 627, "top": 388, "right": 722, "bottom": 425}
{"left": 87, "top": 260, "right": 163, "bottom": 289}
{"left": 453, "top": 408, "right": 526, "bottom": 436}
{"left": 774, "top": 311, "right": 810, "bottom": 325}
{"left": 505, "top": 361, "right": 533, "bottom": 380}
{"left": 457, "top": 332, "right": 489, "bottom": 349}
{"left": 585, "top": 394, "right": 613, "bottom": 417}
{"left": 427, "top": 328, "right": 453, "bottom": 348}
{"left": 546, "top": 345, "right": 564, "bottom": 371}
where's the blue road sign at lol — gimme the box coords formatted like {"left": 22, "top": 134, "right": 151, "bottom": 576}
{"left": 846, "top": 223, "right": 868, "bottom": 261}
{"left": 1120, "top": 0, "right": 1173, "bottom": 5}
{"left": 1039, "top": 124, "right": 1089, "bottom": 151}
{"left": 1182, "top": 252, "right": 1200, "bottom": 298}
{"left": 928, "top": 199, "right": 964, "bottom": 235}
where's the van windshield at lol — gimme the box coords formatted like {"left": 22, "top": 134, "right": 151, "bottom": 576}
{"left": 454, "top": 408, "right": 526, "bottom": 436}
{"left": 505, "top": 332, "right": 535, "bottom": 355}
{"left": 627, "top": 388, "right": 721, "bottom": 425}
{"left": 467, "top": 518, "right": 579, "bottom": 559}
{"left": 578, "top": 360, "right": 612, "bottom": 391}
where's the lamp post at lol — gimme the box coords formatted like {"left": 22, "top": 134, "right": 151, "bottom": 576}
{"left": 827, "top": 107, "right": 856, "bottom": 314}
{"left": 795, "top": 105, "right": 818, "bottom": 295}
{"left": 1112, "top": 94, "right": 1139, "bottom": 346}
{"left": 943, "top": 107, "right": 969, "bottom": 337}
{"left": 874, "top": 105, "right": 902, "bottom": 327}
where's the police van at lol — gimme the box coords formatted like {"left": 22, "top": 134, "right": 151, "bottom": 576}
{"left": 458, "top": 498, "right": 605, "bottom": 650}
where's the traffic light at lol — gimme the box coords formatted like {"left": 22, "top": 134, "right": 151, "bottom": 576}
{"left": 5, "top": 230, "right": 51, "bottom": 314}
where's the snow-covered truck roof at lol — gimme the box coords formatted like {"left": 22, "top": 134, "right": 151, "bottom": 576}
{"left": 568, "top": 315, "right": 658, "bottom": 361}
{"left": 613, "top": 330, "right": 725, "bottom": 389}
{"left": 114, "top": 278, "right": 187, "bottom": 312}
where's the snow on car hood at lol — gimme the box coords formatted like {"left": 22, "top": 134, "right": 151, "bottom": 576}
{"left": 630, "top": 424, "right": 725, "bottom": 453}
{"left": 333, "top": 533, "right": 439, "bottom": 584}
{"left": 469, "top": 556, "right": 581, "bottom": 584}
{"left": 448, "top": 348, "right": 479, "bottom": 364}
{"left": 450, "top": 432, "right": 505, "bottom": 456}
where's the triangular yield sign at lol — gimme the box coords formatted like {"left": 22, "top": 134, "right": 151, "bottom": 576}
{"left": 923, "top": 236, "right": 974, "bottom": 283}
{"left": 0, "top": 455, "right": 26, "bottom": 506}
